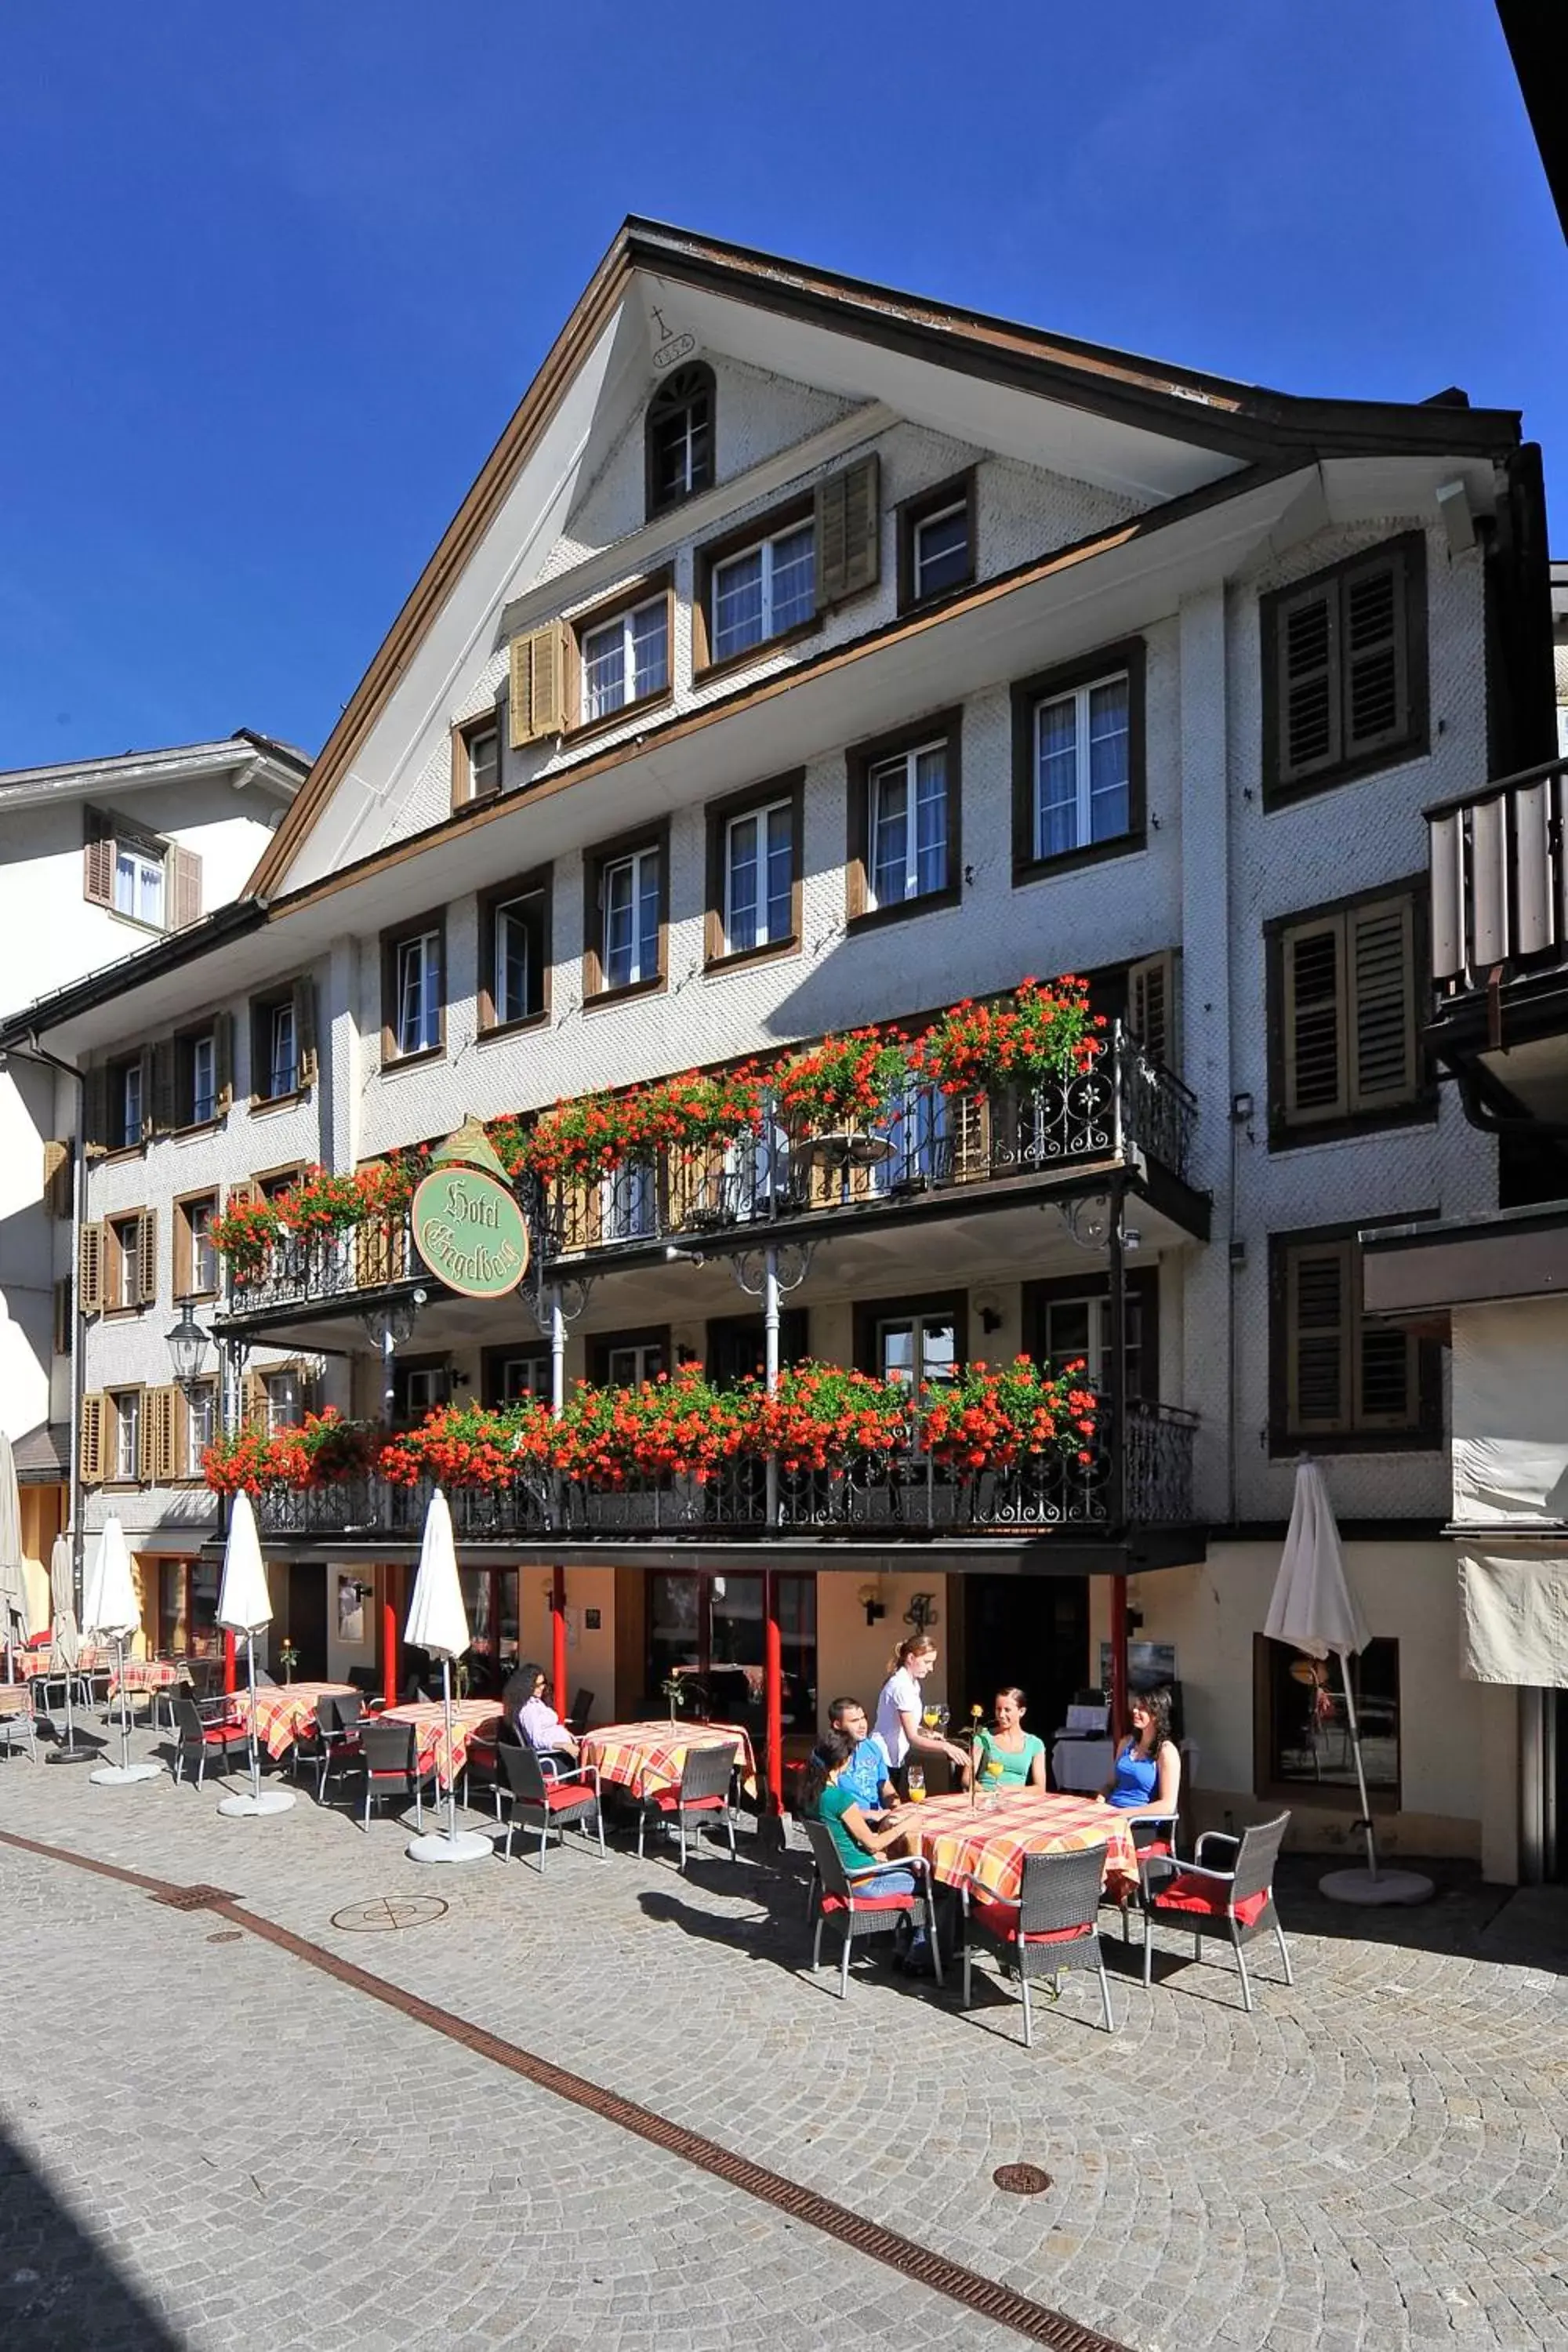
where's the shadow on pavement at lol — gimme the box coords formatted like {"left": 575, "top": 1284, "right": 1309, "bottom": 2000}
{"left": 0, "top": 2118, "right": 183, "bottom": 2350}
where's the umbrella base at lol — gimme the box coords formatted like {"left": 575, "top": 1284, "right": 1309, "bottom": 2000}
{"left": 89, "top": 1762, "right": 162, "bottom": 1785}
{"left": 217, "top": 1789, "right": 296, "bottom": 1817}
{"left": 1319, "top": 1865, "right": 1434, "bottom": 1907}
{"left": 407, "top": 1829, "right": 493, "bottom": 1865}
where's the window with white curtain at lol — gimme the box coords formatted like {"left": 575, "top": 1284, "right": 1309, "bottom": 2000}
{"left": 1033, "top": 671, "right": 1131, "bottom": 861}
{"left": 868, "top": 742, "right": 948, "bottom": 909}
{"left": 712, "top": 524, "right": 815, "bottom": 662}
{"left": 581, "top": 596, "right": 669, "bottom": 722}
{"left": 724, "top": 800, "right": 793, "bottom": 953}
{"left": 601, "top": 848, "right": 660, "bottom": 990}
{"left": 114, "top": 842, "right": 165, "bottom": 926}
{"left": 392, "top": 929, "right": 441, "bottom": 1056}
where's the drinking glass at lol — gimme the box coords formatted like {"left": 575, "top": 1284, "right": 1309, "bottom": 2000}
{"left": 906, "top": 1762, "right": 927, "bottom": 1803}
{"left": 982, "top": 1758, "right": 1005, "bottom": 1809}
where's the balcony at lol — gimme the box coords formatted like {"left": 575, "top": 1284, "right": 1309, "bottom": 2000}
{"left": 1429, "top": 755, "right": 1568, "bottom": 1004}
{"left": 247, "top": 1395, "right": 1198, "bottom": 1553}
{"left": 220, "top": 1034, "right": 1200, "bottom": 1327}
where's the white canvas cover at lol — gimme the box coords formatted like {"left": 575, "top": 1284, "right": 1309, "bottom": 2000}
{"left": 405, "top": 1490, "right": 470, "bottom": 1663}
{"left": 216, "top": 1492, "right": 274, "bottom": 1635}
{"left": 49, "top": 1534, "right": 80, "bottom": 1669}
{"left": 84, "top": 1517, "right": 140, "bottom": 1643}
{"left": 1459, "top": 1548, "right": 1568, "bottom": 1688}
{"left": 1451, "top": 1300, "right": 1568, "bottom": 1528}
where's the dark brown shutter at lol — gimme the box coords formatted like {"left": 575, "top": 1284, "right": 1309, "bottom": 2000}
{"left": 136, "top": 1209, "right": 158, "bottom": 1308}
{"left": 1348, "top": 898, "right": 1416, "bottom": 1112}
{"left": 815, "top": 453, "right": 880, "bottom": 608}
{"left": 169, "top": 845, "right": 203, "bottom": 929}
{"left": 1342, "top": 551, "right": 1409, "bottom": 757}
{"left": 151, "top": 1040, "right": 176, "bottom": 1133}
{"left": 1283, "top": 918, "right": 1347, "bottom": 1123}
{"left": 78, "top": 1221, "right": 104, "bottom": 1314}
{"left": 212, "top": 1011, "right": 234, "bottom": 1112}
{"left": 1276, "top": 581, "right": 1341, "bottom": 786}
{"left": 82, "top": 1065, "right": 107, "bottom": 1155}
{"left": 53, "top": 1276, "right": 72, "bottom": 1359}
{"left": 83, "top": 811, "right": 114, "bottom": 906}
{"left": 293, "top": 975, "right": 318, "bottom": 1086}
{"left": 137, "top": 1047, "right": 154, "bottom": 1141}
{"left": 1356, "top": 1316, "right": 1415, "bottom": 1429}
{"left": 79, "top": 1395, "right": 105, "bottom": 1484}
{"left": 1287, "top": 1243, "right": 1352, "bottom": 1436}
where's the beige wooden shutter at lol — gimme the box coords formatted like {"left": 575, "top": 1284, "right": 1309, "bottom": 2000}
{"left": 815, "top": 453, "right": 880, "bottom": 608}
{"left": 213, "top": 1011, "right": 234, "bottom": 1112}
{"left": 510, "top": 621, "right": 568, "bottom": 746}
{"left": 151, "top": 1040, "right": 176, "bottom": 1133}
{"left": 42, "top": 1139, "right": 72, "bottom": 1218}
{"left": 148, "top": 1386, "right": 179, "bottom": 1483}
{"left": 171, "top": 1387, "right": 192, "bottom": 1479}
{"left": 1287, "top": 1243, "right": 1352, "bottom": 1436}
{"left": 53, "top": 1277, "right": 73, "bottom": 1359}
{"left": 82, "top": 1065, "right": 107, "bottom": 1156}
{"left": 293, "top": 975, "right": 318, "bottom": 1086}
{"left": 1127, "top": 952, "right": 1178, "bottom": 1071}
{"left": 169, "top": 845, "right": 203, "bottom": 929}
{"left": 241, "top": 1371, "right": 266, "bottom": 1429}
{"left": 1276, "top": 580, "right": 1341, "bottom": 786}
{"left": 1283, "top": 916, "right": 1347, "bottom": 1124}
{"left": 83, "top": 812, "right": 114, "bottom": 906}
{"left": 1342, "top": 551, "right": 1409, "bottom": 759}
{"left": 78, "top": 1221, "right": 104, "bottom": 1315}
{"left": 136, "top": 1209, "right": 158, "bottom": 1308}
{"left": 79, "top": 1395, "right": 105, "bottom": 1484}
{"left": 1348, "top": 897, "right": 1416, "bottom": 1113}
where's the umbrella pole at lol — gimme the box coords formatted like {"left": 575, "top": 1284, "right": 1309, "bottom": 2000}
{"left": 248, "top": 1638, "right": 262, "bottom": 1804}
{"left": 1339, "top": 1655, "right": 1378, "bottom": 1880}
{"left": 117, "top": 1637, "right": 132, "bottom": 1772}
{"left": 442, "top": 1657, "right": 456, "bottom": 1845}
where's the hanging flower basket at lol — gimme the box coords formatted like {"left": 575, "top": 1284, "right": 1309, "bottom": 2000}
{"left": 918, "top": 1356, "right": 1099, "bottom": 1472}
{"left": 913, "top": 975, "right": 1105, "bottom": 1098}
{"left": 775, "top": 1029, "right": 910, "bottom": 1138}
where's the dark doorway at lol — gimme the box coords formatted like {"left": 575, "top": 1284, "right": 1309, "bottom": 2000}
{"left": 285, "top": 1563, "right": 329, "bottom": 1682}
{"left": 960, "top": 1575, "right": 1088, "bottom": 1755}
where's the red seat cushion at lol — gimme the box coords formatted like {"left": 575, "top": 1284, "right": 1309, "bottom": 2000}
{"left": 467, "top": 1743, "right": 497, "bottom": 1768}
{"left": 821, "top": 1889, "right": 915, "bottom": 1915}
{"left": 516, "top": 1781, "right": 595, "bottom": 1813}
{"left": 649, "top": 1790, "right": 727, "bottom": 1813}
{"left": 202, "top": 1727, "right": 245, "bottom": 1746}
{"left": 971, "top": 1896, "right": 1094, "bottom": 1947}
{"left": 1153, "top": 1871, "right": 1271, "bottom": 1927}
{"left": 1138, "top": 1836, "right": 1172, "bottom": 1858}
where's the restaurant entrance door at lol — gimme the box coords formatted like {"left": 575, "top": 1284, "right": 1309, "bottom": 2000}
{"left": 647, "top": 1571, "right": 816, "bottom": 1730}
{"left": 286, "top": 1563, "right": 329, "bottom": 1683}
{"left": 960, "top": 1575, "right": 1088, "bottom": 1755}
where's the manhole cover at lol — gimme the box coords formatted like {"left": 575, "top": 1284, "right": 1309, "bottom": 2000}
{"left": 331, "top": 1895, "right": 449, "bottom": 1933}
{"left": 151, "top": 1884, "right": 238, "bottom": 1911}
{"left": 993, "top": 2163, "right": 1053, "bottom": 2195}
{"left": 206, "top": 1931, "right": 244, "bottom": 1944}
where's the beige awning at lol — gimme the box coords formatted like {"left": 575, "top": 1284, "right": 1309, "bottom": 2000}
{"left": 1459, "top": 1548, "right": 1568, "bottom": 1687}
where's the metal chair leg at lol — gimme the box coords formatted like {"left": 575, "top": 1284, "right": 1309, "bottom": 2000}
{"left": 725, "top": 1809, "right": 737, "bottom": 1861}
{"left": 593, "top": 1806, "right": 606, "bottom": 1860}
{"left": 1020, "top": 1972, "right": 1033, "bottom": 2049}
{"left": 637, "top": 1809, "right": 647, "bottom": 1859}
{"left": 1143, "top": 1908, "right": 1154, "bottom": 1989}
{"left": 838, "top": 1930, "right": 851, "bottom": 1999}
{"left": 1098, "top": 1959, "right": 1116, "bottom": 2034}
{"left": 811, "top": 1918, "right": 824, "bottom": 1971}
{"left": 1232, "top": 1926, "right": 1254, "bottom": 2014}
{"left": 1272, "top": 1918, "right": 1294, "bottom": 1986}
{"left": 924, "top": 1892, "right": 944, "bottom": 1986}
{"left": 538, "top": 1818, "right": 549, "bottom": 1871}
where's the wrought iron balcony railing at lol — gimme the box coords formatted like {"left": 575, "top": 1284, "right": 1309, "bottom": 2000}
{"left": 249, "top": 1395, "right": 1198, "bottom": 1548}
{"left": 1428, "top": 754, "right": 1568, "bottom": 999}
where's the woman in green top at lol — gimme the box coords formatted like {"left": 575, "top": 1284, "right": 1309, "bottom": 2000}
{"left": 975, "top": 1687, "right": 1047, "bottom": 1791}
{"left": 804, "top": 1728, "right": 917, "bottom": 1894}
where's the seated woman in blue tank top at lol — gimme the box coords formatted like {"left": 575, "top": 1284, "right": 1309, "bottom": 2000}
{"left": 1098, "top": 1686, "right": 1181, "bottom": 1817}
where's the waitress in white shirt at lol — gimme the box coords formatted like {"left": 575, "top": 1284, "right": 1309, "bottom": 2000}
{"left": 873, "top": 1635, "right": 971, "bottom": 1793}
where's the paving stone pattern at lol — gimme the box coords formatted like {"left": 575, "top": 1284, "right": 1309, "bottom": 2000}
{"left": 2, "top": 1722, "right": 1566, "bottom": 2350}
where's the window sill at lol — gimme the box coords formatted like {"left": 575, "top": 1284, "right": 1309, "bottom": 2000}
{"left": 174, "top": 1287, "right": 219, "bottom": 1306}
{"left": 898, "top": 568, "right": 976, "bottom": 618}
{"left": 694, "top": 618, "right": 821, "bottom": 691}
{"left": 1262, "top": 736, "right": 1429, "bottom": 811}
{"left": 564, "top": 688, "right": 674, "bottom": 749}
{"left": 477, "top": 1011, "right": 550, "bottom": 1044}
{"left": 582, "top": 974, "right": 667, "bottom": 1013}
{"left": 704, "top": 936, "right": 800, "bottom": 979}
{"left": 249, "top": 1087, "right": 310, "bottom": 1116}
{"left": 171, "top": 1117, "right": 223, "bottom": 1143}
{"left": 102, "top": 1306, "right": 147, "bottom": 1323}
{"left": 1268, "top": 1431, "right": 1443, "bottom": 1459}
{"left": 846, "top": 886, "right": 962, "bottom": 935}
{"left": 102, "top": 1479, "right": 144, "bottom": 1493}
{"left": 97, "top": 1143, "right": 147, "bottom": 1165}
{"left": 381, "top": 1044, "right": 446, "bottom": 1075}
{"left": 1268, "top": 1099, "right": 1439, "bottom": 1154}
{"left": 104, "top": 911, "right": 167, "bottom": 938}
{"left": 1012, "top": 833, "right": 1146, "bottom": 887}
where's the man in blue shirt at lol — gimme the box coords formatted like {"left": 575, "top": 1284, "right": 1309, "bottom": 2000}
{"left": 817, "top": 1697, "right": 897, "bottom": 1819}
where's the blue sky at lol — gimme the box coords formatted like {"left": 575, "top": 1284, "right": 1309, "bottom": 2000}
{"left": 0, "top": 2, "right": 1559, "bottom": 771}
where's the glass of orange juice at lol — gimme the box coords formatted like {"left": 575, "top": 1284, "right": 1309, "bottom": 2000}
{"left": 906, "top": 1762, "right": 926, "bottom": 1803}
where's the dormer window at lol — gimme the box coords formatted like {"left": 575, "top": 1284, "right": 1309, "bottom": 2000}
{"left": 645, "top": 363, "right": 714, "bottom": 517}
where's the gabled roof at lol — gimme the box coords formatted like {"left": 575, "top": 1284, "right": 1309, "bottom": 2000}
{"left": 251, "top": 217, "right": 1523, "bottom": 900}
{"left": 0, "top": 730, "right": 309, "bottom": 812}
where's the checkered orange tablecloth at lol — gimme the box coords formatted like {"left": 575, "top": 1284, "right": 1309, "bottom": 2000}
{"left": 107, "top": 1659, "right": 192, "bottom": 1697}
{"left": 898, "top": 1789, "right": 1139, "bottom": 1902}
{"left": 231, "top": 1682, "right": 358, "bottom": 1761}
{"left": 14, "top": 1646, "right": 110, "bottom": 1679}
{"left": 581, "top": 1719, "right": 757, "bottom": 1802}
{"left": 380, "top": 1699, "right": 502, "bottom": 1789}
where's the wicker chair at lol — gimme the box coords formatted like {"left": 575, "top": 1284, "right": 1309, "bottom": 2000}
{"left": 171, "top": 1693, "right": 249, "bottom": 1789}
{"left": 498, "top": 1742, "right": 604, "bottom": 1869}
{"left": 1115, "top": 1811, "right": 1182, "bottom": 1940}
{"left": 356, "top": 1719, "right": 435, "bottom": 1832}
{"left": 0, "top": 1682, "right": 39, "bottom": 1762}
{"left": 636, "top": 1740, "right": 738, "bottom": 1867}
{"left": 802, "top": 1817, "right": 943, "bottom": 1999}
{"left": 1139, "top": 1813, "right": 1294, "bottom": 2013}
{"left": 960, "top": 1845, "right": 1114, "bottom": 2042}
{"left": 314, "top": 1693, "right": 364, "bottom": 1802}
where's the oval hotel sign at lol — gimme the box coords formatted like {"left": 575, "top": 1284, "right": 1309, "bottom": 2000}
{"left": 411, "top": 1165, "right": 530, "bottom": 1300}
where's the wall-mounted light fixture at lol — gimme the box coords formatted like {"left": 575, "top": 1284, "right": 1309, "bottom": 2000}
{"left": 855, "top": 1581, "right": 886, "bottom": 1628}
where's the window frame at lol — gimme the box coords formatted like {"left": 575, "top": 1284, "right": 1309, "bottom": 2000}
{"left": 569, "top": 572, "right": 674, "bottom": 739}
{"left": 249, "top": 977, "right": 315, "bottom": 1108}
{"left": 180, "top": 1380, "right": 220, "bottom": 1483}
{"left": 1260, "top": 531, "right": 1429, "bottom": 808}
{"left": 1265, "top": 876, "right": 1434, "bottom": 1150}
{"left": 450, "top": 696, "right": 506, "bottom": 808}
{"left": 1268, "top": 1218, "right": 1443, "bottom": 1457}
{"left": 897, "top": 470, "right": 977, "bottom": 611}
{"left": 852, "top": 1290, "right": 969, "bottom": 1387}
{"left": 113, "top": 836, "right": 167, "bottom": 930}
{"left": 477, "top": 866, "right": 552, "bottom": 1039}
{"left": 1009, "top": 639, "right": 1146, "bottom": 884}
{"left": 481, "top": 1344, "right": 552, "bottom": 1409}
{"left": 103, "top": 1213, "right": 144, "bottom": 1316}
{"left": 170, "top": 1022, "right": 219, "bottom": 1131}
{"left": 379, "top": 910, "right": 447, "bottom": 1068}
{"left": 1254, "top": 1630, "right": 1402, "bottom": 1811}
{"left": 644, "top": 361, "right": 716, "bottom": 520}
{"left": 846, "top": 710, "right": 963, "bottom": 931}
{"left": 1022, "top": 1269, "right": 1161, "bottom": 1403}
{"left": 583, "top": 821, "right": 670, "bottom": 1007}
{"left": 107, "top": 1386, "right": 144, "bottom": 1486}
{"left": 174, "top": 1190, "right": 220, "bottom": 1303}
{"left": 703, "top": 771, "right": 804, "bottom": 974}
{"left": 692, "top": 492, "right": 818, "bottom": 681}
{"left": 589, "top": 1327, "right": 671, "bottom": 1388}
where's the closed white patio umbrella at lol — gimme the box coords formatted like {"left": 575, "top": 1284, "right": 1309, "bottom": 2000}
{"left": 0, "top": 1432, "right": 27, "bottom": 1680}
{"left": 1266, "top": 1460, "right": 1431, "bottom": 1906}
{"left": 216, "top": 1492, "right": 294, "bottom": 1817}
{"left": 405, "top": 1488, "right": 490, "bottom": 1864}
{"left": 83, "top": 1516, "right": 160, "bottom": 1786}
{"left": 47, "top": 1534, "right": 86, "bottom": 1762}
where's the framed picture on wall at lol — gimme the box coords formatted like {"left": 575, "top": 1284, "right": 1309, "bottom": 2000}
{"left": 1099, "top": 1639, "right": 1176, "bottom": 1691}
{"left": 337, "top": 1573, "right": 365, "bottom": 1644}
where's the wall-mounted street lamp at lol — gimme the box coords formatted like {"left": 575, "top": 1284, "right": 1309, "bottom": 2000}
{"left": 165, "top": 1303, "right": 211, "bottom": 1396}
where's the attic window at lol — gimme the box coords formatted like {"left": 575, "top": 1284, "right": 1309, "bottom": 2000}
{"left": 645, "top": 363, "right": 714, "bottom": 517}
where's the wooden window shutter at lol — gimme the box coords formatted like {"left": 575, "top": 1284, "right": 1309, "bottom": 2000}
{"left": 213, "top": 1010, "right": 234, "bottom": 1112}
{"left": 171, "top": 1387, "right": 192, "bottom": 1479}
{"left": 1283, "top": 916, "right": 1348, "bottom": 1123}
{"left": 148, "top": 1386, "right": 179, "bottom": 1483}
{"left": 169, "top": 844, "right": 203, "bottom": 930}
{"left": 82, "top": 1065, "right": 107, "bottom": 1156}
{"left": 1276, "top": 580, "right": 1341, "bottom": 786}
{"left": 815, "top": 454, "right": 880, "bottom": 608}
{"left": 78, "top": 1221, "right": 104, "bottom": 1314}
{"left": 42, "top": 1139, "right": 72, "bottom": 1218}
{"left": 1342, "top": 550, "right": 1409, "bottom": 758}
{"left": 1127, "top": 952, "right": 1178, "bottom": 1071}
{"left": 1356, "top": 1314, "right": 1416, "bottom": 1431}
{"left": 1287, "top": 1243, "right": 1352, "bottom": 1436}
{"left": 510, "top": 621, "right": 568, "bottom": 746}
{"left": 1348, "top": 898, "right": 1416, "bottom": 1112}
{"left": 53, "top": 1277, "right": 72, "bottom": 1359}
{"left": 136, "top": 1388, "right": 158, "bottom": 1484}
{"left": 79, "top": 1394, "right": 105, "bottom": 1484}
{"left": 136, "top": 1209, "right": 158, "bottom": 1308}
{"left": 137, "top": 1046, "right": 154, "bottom": 1141}
{"left": 83, "top": 811, "right": 114, "bottom": 906}
{"left": 293, "top": 975, "right": 318, "bottom": 1085}
{"left": 172, "top": 1201, "right": 191, "bottom": 1299}
{"left": 151, "top": 1040, "right": 176, "bottom": 1134}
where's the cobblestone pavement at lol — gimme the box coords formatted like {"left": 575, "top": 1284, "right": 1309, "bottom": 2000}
{"left": 2, "top": 1722, "right": 1566, "bottom": 2351}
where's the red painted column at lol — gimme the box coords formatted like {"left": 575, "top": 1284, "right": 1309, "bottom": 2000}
{"left": 1109, "top": 1573, "right": 1129, "bottom": 1746}
{"left": 382, "top": 1566, "right": 400, "bottom": 1708}
{"left": 551, "top": 1565, "right": 568, "bottom": 1715}
{"left": 223, "top": 1630, "right": 237, "bottom": 1697}
{"left": 763, "top": 1570, "right": 783, "bottom": 1817}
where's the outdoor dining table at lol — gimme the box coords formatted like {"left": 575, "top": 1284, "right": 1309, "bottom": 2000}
{"left": 107, "top": 1655, "right": 193, "bottom": 1726}
{"left": 380, "top": 1697, "right": 502, "bottom": 1791}
{"left": 16, "top": 1643, "right": 110, "bottom": 1680}
{"left": 581, "top": 1718, "right": 758, "bottom": 1802}
{"left": 231, "top": 1680, "right": 358, "bottom": 1762}
{"left": 895, "top": 1788, "right": 1140, "bottom": 1903}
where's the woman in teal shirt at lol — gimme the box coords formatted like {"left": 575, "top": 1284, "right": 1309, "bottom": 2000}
{"left": 804, "top": 1728, "right": 917, "bottom": 1894}
{"left": 974, "top": 1687, "right": 1047, "bottom": 1790}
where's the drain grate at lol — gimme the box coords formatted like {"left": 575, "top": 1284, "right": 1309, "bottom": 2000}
{"left": 151, "top": 1883, "right": 239, "bottom": 1911}
{"left": 994, "top": 2163, "right": 1053, "bottom": 2195}
{"left": 331, "top": 1896, "right": 448, "bottom": 1934}
{"left": 206, "top": 1931, "right": 244, "bottom": 1944}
